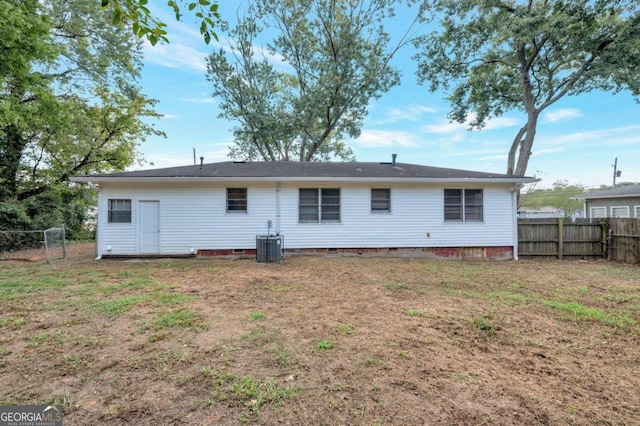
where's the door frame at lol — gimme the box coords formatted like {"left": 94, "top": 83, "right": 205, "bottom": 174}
{"left": 138, "top": 200, "right": 160, "bottom": 254}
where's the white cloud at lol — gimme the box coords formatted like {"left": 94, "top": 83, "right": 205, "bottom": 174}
{"left": 533, "top": 147, "right": 566, "bottom": 155}
{"left": 542, "top": 108, "right": 582, "bottom": 123}
{"left": 483, "top": 116, "right": 520, "bottom": 130}
{"left": 181, "top": 97, "right": 216, "bottom": 104}
{"left": 372, "top": 104, "right": 437, "bottom": 125}
{"left": 423, "top": 120, "right": 467, "bottom": 134}
{"left": 353, "top": 130, "right": 420, "bottom": 148}
{"left": 540, "top": 125, "right": 640, "bottom": 147}
{"left": 160, "top": 114, "right": 179, "bottom": 120}
{"left": 479, "top": 154, "right": 507, "bottom": 161}
{"left": 143, "top": 40, "right": 209, "bottom": 73}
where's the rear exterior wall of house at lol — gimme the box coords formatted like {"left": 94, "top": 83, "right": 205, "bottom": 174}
{"left": 95, "top": 181, "right": 518, "bottom": 259}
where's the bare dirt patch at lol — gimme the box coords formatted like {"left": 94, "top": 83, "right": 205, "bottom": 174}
{"left": 1, "top": 244, "right": 639, "bottom": 425}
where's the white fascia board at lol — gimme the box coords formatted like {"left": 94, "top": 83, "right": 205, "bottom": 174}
{"left": 71, "top": 176, "right": 538, "bottom": 185}
{"left": 572, "top": 193, "right": 640, "bottom": 200}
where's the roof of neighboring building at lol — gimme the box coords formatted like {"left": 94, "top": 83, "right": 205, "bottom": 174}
{"left": 574, "top": 184, "right": 640, "bottom": 200}
{"left": 71, "top": 161, "right": 537, "bottom": 184}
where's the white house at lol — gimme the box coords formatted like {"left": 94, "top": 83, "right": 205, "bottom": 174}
{"left": 71, "top": 159, "right": 536, "bottom": 260}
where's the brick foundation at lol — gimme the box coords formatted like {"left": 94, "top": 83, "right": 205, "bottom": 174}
{"left": 197, "top": 246, "right": 514, "bottom": 261}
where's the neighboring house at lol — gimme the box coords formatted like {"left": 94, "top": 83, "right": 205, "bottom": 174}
{"left": 517, "top": 207, "right": 565, "bottom": 219}
{"left": 573, "top": 184, "right": 640, "bottom": 220}
{"left": 517, "top": 207, "right": 583, "bottom": 220}
{"left": 71, "top": 159, "right": 536, "bottom": 260}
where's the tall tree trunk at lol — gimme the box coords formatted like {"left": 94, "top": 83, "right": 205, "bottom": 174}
{"left": 508, "top": 46, "right": 540, "bottom": 177}
{"left": 514, "top": 113, "right": 538, "bottom": 176}
{"left": 507, "top": 125, "right": 527, "bottom": 175}
{"left": 0, "top": 125, "right": 27, "bottom": 201}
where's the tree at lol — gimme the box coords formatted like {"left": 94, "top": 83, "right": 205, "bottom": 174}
{"left": 101, "top": 0, "right": 221, "bottom": 45}
{"left": 0, "top": 0, "right": 161, "bottom": 233}
{"left": 207, "top": 0, "right": 411, "bottom": 162}
{"left": 413, "top": 0, "right": 640, "bottom": 176}
{"left": 520, "top": 180, "right": 585, "bottom": 216}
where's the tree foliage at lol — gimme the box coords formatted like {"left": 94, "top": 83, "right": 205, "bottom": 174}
{"left": 0, "top": 0, "right": 161, "bottom": 234}
{"left": 101, "top": 0, "right": 221, "bottom": 45}
{"left": 520, "top": 180, "right": 585, "bottom": 215}
{"left": 413, "top": 0, "right": 640, "bottom": 176}
{"left": 207, "top": 0, "right": 410, "bottom": 162}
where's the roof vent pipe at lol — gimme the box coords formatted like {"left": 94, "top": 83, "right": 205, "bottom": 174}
{"left": 392, "top": 153, "right": 397, "bottom": 167}
{"left": 199, "top": 156, "right": 204, "bottom": 169}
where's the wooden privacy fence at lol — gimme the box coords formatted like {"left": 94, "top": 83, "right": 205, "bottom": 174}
{"left": 608, "top": 219, "right": 640, "bottom": 264}
{"left": 518, "top": 218, "right": 640, "bottom": 264}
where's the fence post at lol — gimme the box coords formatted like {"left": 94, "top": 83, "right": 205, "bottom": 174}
{"left": 557, "top": 217, "right": 563, "bottom": 260}
{"left": 601, "top": 220, "right": 609, "bottom": 260}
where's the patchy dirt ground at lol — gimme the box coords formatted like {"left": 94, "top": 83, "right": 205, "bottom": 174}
{"left": 1, "top": 243, "right": 639, "bottom": 425}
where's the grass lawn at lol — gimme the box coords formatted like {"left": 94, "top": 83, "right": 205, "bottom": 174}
{"left": 1, "top": 244, "right": 639, "bottom": 425}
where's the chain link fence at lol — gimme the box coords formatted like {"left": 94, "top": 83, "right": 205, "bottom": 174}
{"left": 0, "top": 226, "right": 67, "bottom": 263}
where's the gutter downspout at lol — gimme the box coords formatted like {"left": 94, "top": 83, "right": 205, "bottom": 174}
{"left": 276, "top": 182, "right": 281, "bottom": 235}
{"left": 87, "top": 181, "right": 102, "bottom": 260}
{"left": 512, "top": 184, "right": 520, "bottom": 260}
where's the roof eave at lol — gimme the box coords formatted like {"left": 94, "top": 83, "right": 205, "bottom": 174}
{"left": 573, "top": 193, "right": 640, "bottom": 200}
{"left": 71, "top": 176, "right": 538, "bottom": 184}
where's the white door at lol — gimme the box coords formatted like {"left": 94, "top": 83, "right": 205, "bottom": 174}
{"left": 139, "top": 201, "right": 160, "bottom": 253}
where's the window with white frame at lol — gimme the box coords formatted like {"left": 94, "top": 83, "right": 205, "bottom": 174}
{"left": 635, "top": 205, "right": 640, "bottom": 218}
{"left": 108, "top": 199, "right": 132, "bottom": 223}
{"left": 226, "top": 188, "right": 247, "bottom": 212}
{"left": 444, "top": 189, "right": 483, "bottom": 222}
{"left": 371, "top": 188, "right": 391, "bottom": 213}
{"left": 610, "top": 206, "right": 630, "bottom": 218}
{"left": 299, "top": 188, "right": 340, "bottom": 223}
{"left": 590, "top": 206, "right": 607, "bottom": 218}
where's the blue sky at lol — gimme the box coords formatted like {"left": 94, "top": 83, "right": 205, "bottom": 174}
{"left": 137, "top": 3, "right": 640, "bottom": 189}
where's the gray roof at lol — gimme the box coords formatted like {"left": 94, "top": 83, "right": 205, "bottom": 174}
{"left": 72, "top": 161, "right": 537, "bottom": 183}
{"left": 576, "top": 183, "right": 640, "bottom": 200}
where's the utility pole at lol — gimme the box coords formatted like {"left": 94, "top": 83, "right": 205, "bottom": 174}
{"left": 612, "top": 157, "right": 622, "bottom": 188}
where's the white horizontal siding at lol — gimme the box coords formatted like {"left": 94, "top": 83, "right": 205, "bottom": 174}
{"left": 97, "top": 181, "right": 517, "bottom": 255}
{"left": 278, "top": 183, "right": 514, "bottom": 248}
{"left": 98, "top": 183, "right": 277, "bottom": 255}
{"left": 98, "top": 190, "right": 137, "bottom": 254}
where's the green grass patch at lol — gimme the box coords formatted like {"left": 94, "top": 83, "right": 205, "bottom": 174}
{"left": 249, "top": 311, "right": 266, "bottom": 321}
{"left": 483, "top": 290, "right": 528, "bottom": 305}
{"left": 207, "top": 369, "right": 300, "bottom": 416}
{"left": 337, "top": 323, "right": 355, "bottom": 334}
{"left": 385, "top": 282, "right": 410, "bottom": 291}
{"left": 366, "top": 355, "right": 382, "bottom": 366}
{"left": 316, "top": 340, "right": 334, "bottom": 351}
{"left": 90, "top": 295, "right": 147, "bottom": 317}
{"left": 156, "top": 293, "right": 196, "bottom": 306}
{"left": 28, "top": 330, "right": 68, "bottom": 348}
{"left": 101, "top": 277, "right": 173, "bottom": 296}
{"left": 150, "top": 309, "right": 202, "bottom": 330}
{"left": 0, "top": 316, "right": 26, "bottom": 330}
{"left": 0, "top": 275, "right": 72, "bottom": 297}
{"left": 405, "top": 309, "right": 424, "bottom": 317}
{"left": 542, "top": 300, "right": 636, "bottom": 329}
{"left": 472, "top": 315, "right": 496, "bottom": 336}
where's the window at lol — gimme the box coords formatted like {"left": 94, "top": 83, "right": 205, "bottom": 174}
{"left": 590, "top": 207, "right": 607, "bottom": 219}
{"left": 610, "top": 206, "right": 630, "bottom": 218}
{"left": 108, "top": 199, "right": 131, "bottom": 223}
{"left": 371, "top": 189, "right": 391, "bottom": 213}
{"left": 227, "top": 188, "right": 247, "bottom": 212}
{"left": 444, "top": 189, "right": 483, "bottom": 222}
{"left": 299, "top": 188, "right": 340, "bottom": 223}
{"left": 635, "top": 206, "right": 640, "bottom": 218}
